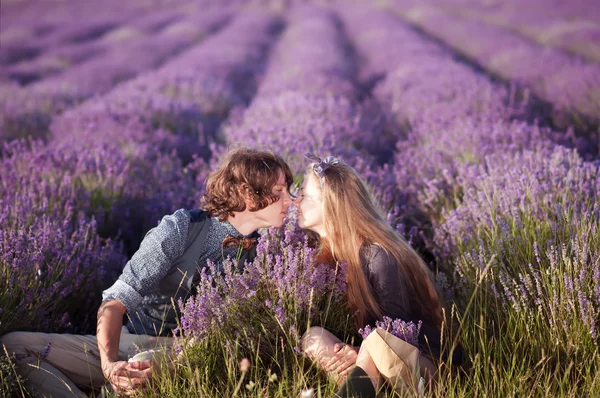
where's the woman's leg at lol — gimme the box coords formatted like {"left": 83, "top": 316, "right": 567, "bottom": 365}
{"left": 418, "top": 354, "right": 438, "bottom": 393}
{"left": 300, "top": 326, "right": 344, "bottom": 370}
{"left": 302, "top": 327, "right": 380, "bottom": 397}
{"left": 334, "top": 344, "right": 380, "bottom": 398}
{"left": 354, "top": 344, "right": 381, "bottom": 390}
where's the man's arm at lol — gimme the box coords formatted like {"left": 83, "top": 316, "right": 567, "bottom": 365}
{"left": 97, "top": 210, "right": 190, "bottom": 393}
{"left": 97, "top": 300, "right": 153, "bottom": 394}
{"left": 97, "top": 300, "right": 126, "bottom": 365}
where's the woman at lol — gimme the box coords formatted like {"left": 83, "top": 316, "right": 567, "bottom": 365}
{"left": 296, "top": 154, "right": 460, "bottom": 397}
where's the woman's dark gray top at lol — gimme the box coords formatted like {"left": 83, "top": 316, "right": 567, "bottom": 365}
{"left": 360, "top": 244, "right": 461, "bottom": 363}
{"left": 102, "top": 209, "right": 258, "bottom": 336}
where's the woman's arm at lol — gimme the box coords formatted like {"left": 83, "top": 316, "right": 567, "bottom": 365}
{"left": 364, "top": 245, "right": 412, "bottom": 321}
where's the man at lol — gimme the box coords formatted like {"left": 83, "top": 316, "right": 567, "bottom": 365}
{"left": 1, "top": 148, "right": 293, "bottom": 397}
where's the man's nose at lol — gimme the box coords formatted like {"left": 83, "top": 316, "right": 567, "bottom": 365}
{"left": 284, "top": 192, "right": 293, "bottom": 206}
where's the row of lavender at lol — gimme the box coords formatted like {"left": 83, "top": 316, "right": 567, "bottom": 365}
{"left": 224, "top": 4, "right": 403, "bottom": 215}
{"left": 0, "top": 5, "right": 193, "bottom": 85}
{"left": 338, "top": 4, "right": 599, "bottom": 351}
{"left": 442, "top": 2, "right": 600, "bottom": 63}
{"left": 0, "top": 6, "right": 235, "bottom": 144}
{"left": 386, "top": 1, "right": 600, "bottom": 135}
{"left": 223, "top": 6, "right": 368, "bottom": 166}
{"left": 339, "top": 4, "right": 568, "bottom": 218}
{"left": 0, "top": 9, "right": 283, "bottom": 335}
{"left": 390, "top": 0, "right": 600, "bottom": 62}
{"left": 0, "top": 0, "right": 184, "bottom": 67}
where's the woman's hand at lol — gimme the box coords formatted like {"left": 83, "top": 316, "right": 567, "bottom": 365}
{"left": 102, "top": 359, "right": 153, "bottom": 396}
{"left": 324, "top": 343, "right": 360, "bottom": 377}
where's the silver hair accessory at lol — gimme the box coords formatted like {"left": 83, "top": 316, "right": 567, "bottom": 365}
{"left": 305, "top": 153, "right": 340, "bottom": 188}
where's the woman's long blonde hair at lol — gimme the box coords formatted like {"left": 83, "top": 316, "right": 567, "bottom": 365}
{"left": 310, "top": 161, "right": 444, "bottom": 330}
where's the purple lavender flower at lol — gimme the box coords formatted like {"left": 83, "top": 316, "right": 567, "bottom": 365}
{"left": 40, "top": 342, "right": 52, "bottom": 360}
{"left": 359, "top": 316, "right": 422, "bottom": 348}
{"left": 176, "top": 216, "right": 347, "bottom": 344}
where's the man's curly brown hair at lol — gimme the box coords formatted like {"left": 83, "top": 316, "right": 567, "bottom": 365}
{"left": 200, "top": 148, "right": 293, "bottom": 221}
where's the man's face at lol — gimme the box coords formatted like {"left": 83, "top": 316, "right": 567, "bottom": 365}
{"left": 252, "top": 171, "right": 292, "bottom": 228}
{"left": 295, "top": 173, "right": 325, "bottom": 235}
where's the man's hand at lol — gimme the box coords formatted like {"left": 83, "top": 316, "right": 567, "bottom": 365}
{"left": 102, "top": 359, "right": 154, "bottom": 396}
{"left": 324, "top": 343, "right": 359, "bottom": 377}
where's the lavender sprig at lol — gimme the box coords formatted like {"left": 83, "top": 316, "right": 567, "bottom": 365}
{"left": 359, "top": 316, "right": 422, "bottom": 348}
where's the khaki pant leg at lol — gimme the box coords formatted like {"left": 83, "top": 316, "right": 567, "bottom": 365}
{"left": 300, "top": 326, "right": 343, "bottom": 369}
{"left": 0, "top": 330, "right": 104, "bottom": 398}
{"left": 118, "top": 327, "right": 175, "bottom": 361}
{"left": 1, "top": 326, "right": 176, "bottom": 398}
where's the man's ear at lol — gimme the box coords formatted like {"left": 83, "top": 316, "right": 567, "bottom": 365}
{"left": 238, "top": 184, "right": 255, "bottom": 208}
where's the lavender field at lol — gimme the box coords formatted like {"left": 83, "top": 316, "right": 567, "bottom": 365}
{"left": 1, "top": 0, "right": 599, "bottom": 396}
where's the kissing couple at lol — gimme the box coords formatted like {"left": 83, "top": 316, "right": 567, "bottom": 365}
{"left": 2, "top": 147, "right": 461, "bottom": 397}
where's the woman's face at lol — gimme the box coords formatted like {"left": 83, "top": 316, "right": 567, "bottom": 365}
{"left": 295, "top": 173, "right": 326, "bottom": 236}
